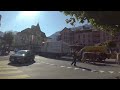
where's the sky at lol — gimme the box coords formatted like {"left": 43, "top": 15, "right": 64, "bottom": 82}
{"left": 0, "top": 11, "right": 87, "bottom": 37}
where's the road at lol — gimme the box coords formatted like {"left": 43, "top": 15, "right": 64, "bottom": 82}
{"left": 0, "top": 52, "right": 120, "bottom": 79}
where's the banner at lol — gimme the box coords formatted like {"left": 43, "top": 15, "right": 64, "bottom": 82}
{"left": 32, "top": 35, "right": 34, "bottom": 43}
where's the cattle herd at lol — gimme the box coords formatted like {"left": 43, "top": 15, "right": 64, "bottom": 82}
{"left": 71, "top": 46, "right": 120, "bottom": 65}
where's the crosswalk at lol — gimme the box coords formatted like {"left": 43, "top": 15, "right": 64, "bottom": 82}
{"left": 0, "top": 61, "right": 30, "bottom": 79}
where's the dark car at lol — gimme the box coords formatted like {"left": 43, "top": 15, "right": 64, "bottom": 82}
{"left": 9, "top": 50, "right": 35, "bottom": 64}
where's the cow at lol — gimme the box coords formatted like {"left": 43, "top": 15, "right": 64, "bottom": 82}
{"left": 81, "top": 52, "right": 99, "bottom": 63}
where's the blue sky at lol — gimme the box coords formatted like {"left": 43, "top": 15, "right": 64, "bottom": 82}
{"left": 0, "top": 11, "right": 87, "bottom": 37}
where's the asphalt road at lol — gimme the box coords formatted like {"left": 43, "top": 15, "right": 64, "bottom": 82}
{"left": 0, "top": 52, "right": 120, "bottom": 79}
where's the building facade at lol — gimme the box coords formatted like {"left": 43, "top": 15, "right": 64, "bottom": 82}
{"left": 14, "top": 23, "right": 46, "bottom": 49}
{"left": 59, "top": 26, "right": 113, "bottom": 47}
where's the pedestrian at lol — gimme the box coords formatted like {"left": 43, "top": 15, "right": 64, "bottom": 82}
{"left": 71, "top": 50, "right": 78, "bottom": 66}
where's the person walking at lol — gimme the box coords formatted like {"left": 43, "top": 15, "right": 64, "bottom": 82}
{"left": 71, "top": 50, "right": 78, "bottom": 66}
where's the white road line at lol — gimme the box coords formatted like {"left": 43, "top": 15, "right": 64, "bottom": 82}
{"left": 34, "top": 63, "right": 40, "bottom": 64}
{"left": 46, "top": 63, "right": 50, "bottom": 64}
{"left": 99, "top": 70, "right": 105, "bottom": 73}
{"left": 0, "top": 70, "right": 23, "bottom": 74}
{"left": 108, "top": 71, "right": 114, "bottom": 74}
{"left": 91, "top": 70, "right": 97, "bottom": 72}
{"left": 74, "top": 68, "right": 79, "bottom": 70}
{"left": 118, "top": 72, "right": 120, "bottom": 74}
{"left": 60, "top": 66, "right": 65, "bottom": 68}
{"left": 82, "top": 69, "right": 85, "bottom": 71}
{"left": 41, "top": 62, "right": 45, "bottom": 63}
{"left": 50, "top": 64, "right": 55, "bottom": 66}
{"left": 0, "top": 74, "right": 30, "bottom": 79}
{"left": 0, "top": 67, "right": 18, "bottom": 70}
{"left": 67, "top": 67, "right": 72, "bottom": 69}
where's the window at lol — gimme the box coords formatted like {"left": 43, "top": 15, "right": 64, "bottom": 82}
{"left": 88, "top": 34, "right": 90, "bottom": 38}
{"left": 83, "top": 34, "right": 85, "bottom": 38}
{"left": 78, "top": 35, "right": 80, "bottom": 39}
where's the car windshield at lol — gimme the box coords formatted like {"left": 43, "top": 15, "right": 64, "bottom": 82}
{"left": 16, "top": 51, "right": 27, "bottom": 55}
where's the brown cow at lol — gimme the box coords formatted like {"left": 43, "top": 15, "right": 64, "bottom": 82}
{"left": 81, "top": 52, "right": 99, "bottom": 63}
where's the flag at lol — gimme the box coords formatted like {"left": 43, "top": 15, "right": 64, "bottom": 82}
{"left": 32, "top": 35, "right": 34, "bottom": 43}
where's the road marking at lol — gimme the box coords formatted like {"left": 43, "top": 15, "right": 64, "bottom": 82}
{"left": 46, "top": 63, "right": 50, "bottom": 64}
{"left": 91, "top": 70, "right": 97, "bottom": 72}
{"left": 0, "top": 75, "right": 30, "bottom": 79}
{"left": 118, "top": 72, "right": 120, "bottom": 74}
{"left": 0, "top": 67, "right": 18, "bottom": 70}
{"left": 67, "top": 67, "right": 72, "bottom": 69}
{"left": 0, "top": 66, "right": 16, "bottom": 68}
{"left": 34, "top": 63, "right": 40, "bottom": 64}
{"left": 50, "top": 64, "right": 55, "bottom": 66}
{"left": 74, "top": 68, "right": 79, "bottom": 70}
{"left": 99, "top": 70, "right": 105, "bottom": 73}
{"left": 108, "top": 71, "right": 114, "bottom": 74}
{"left": 60, "top": 66, "right": 65, "bottom": 68}
{"left": 40, "top": 61, "right": 45, "bottom": 63}
{"left": 0, "top": 70, "right": 23, "bottom": 74}
{"left": 82, "top": 69, "right": 85, "bottom": 71}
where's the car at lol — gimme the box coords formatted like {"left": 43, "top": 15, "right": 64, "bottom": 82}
{"left": 9, "top": 50, "right": 35, "bottom": 64}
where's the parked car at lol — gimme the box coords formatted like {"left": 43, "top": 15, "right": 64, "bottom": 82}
{"left": 9, "top": 50, "right": 35, "bottom": 64}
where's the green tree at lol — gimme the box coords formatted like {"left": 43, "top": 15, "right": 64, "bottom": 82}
{"left": 3, "top": 31, "right": 14, "bottom": 47}
{"left": 61, "top": 11, "right": 120, "bottom": 36}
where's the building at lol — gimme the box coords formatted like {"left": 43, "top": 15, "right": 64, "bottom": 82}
{"left": 14, "top": 23, "right": 46, "bottom": 49}
{"left": 60, "top": 27, "right": 74, "bottom": 45}
{"left": 59, "top": 25, "right": 113, "bottom": 47}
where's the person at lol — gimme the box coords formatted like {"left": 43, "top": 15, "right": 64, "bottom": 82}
{"left": 71, "top": 50, "right": 78, "bottom": 66}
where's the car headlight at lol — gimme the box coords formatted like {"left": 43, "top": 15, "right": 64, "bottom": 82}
{"left": 22, "top": 54, "right": 25, "bottom": 56}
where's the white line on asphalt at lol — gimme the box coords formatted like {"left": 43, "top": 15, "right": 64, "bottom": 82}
{"left": 50, "top": 64, "right": 55, "bottom": 66}
{"left": 82, "top": 69, "right": 85, "bottom": 71}
{"left": 46, "top": 63, "right": 50, "bottom": 64}
{"left": 118, "top": 72, "right": 120, "bottom": 74}
{"left": 41, "top": 62, "right": 45, "bottom": 63}
{"left": 91, "top": 70, "right": 97, "bottom": 72}
{"left": 74, "top": 68, "right": 79, "bottom": 70}
{"left": 34, "top": 63, "right": 40, "bottom": 64}
{"left": 99, "top": 70, "right": 105, "bottom": 73}
{"left": 0, "top": 74, "right": 30, "bottom": 79}
{"left": 67, "top": 67, "right": 72, "bottom": 69}
{"left": 60, "top": 66, "right": 65, "bottom": 67}
{"left": 108, "top": 71, "right": 114, "bottom": 74}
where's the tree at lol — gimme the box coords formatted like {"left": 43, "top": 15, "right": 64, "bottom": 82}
{"left": 3, "top": 31, "right": 14, "bottom": 47}
{"left": 61, "top": 11, "right": 120, "bottom": 36}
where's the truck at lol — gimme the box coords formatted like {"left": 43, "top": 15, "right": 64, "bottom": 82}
{"left": 40, "top": 41, "right": 70, "bottom": 58}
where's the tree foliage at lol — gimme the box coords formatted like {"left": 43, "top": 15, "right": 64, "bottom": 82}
{"left": 3, "top": 31, "right": 14, "bottom": 47}
{"left": 62, "top": 11, "right": 120, "bottom": 36}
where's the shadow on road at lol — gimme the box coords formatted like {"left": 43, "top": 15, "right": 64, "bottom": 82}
{"left": 39, "top": 55, "right": 73, "bottom": 62}
{"left": 75, "top": 66, "right": 92, "bottom": 71}
{"left": 8, "top": 60, "right": 36, "bottom": 67}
